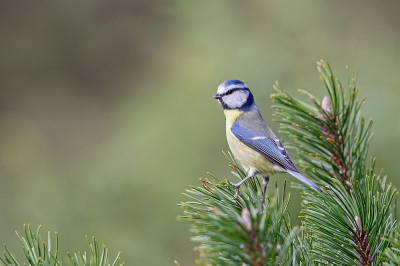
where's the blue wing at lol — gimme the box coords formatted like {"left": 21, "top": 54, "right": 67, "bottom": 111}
{"left": 231, "top": 122, "right": 321, "bottom": 191}
{"left": 231, "top": 122, "right": 297, "bottom": 171}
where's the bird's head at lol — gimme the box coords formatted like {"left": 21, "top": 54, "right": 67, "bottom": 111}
{"left": 213, "top": 79, "right": 255, "bottom": 110}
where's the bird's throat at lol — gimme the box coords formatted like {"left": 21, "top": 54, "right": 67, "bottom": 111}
{"left": 224, "top": 109, "right": 244, "bottom": 127}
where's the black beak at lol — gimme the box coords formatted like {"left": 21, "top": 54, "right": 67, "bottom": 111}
{"left": 213, "top": 93, "right": 221, "bottom": 99}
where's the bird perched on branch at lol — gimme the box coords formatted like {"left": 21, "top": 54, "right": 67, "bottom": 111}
{"left": 213, "top": 79, "right": 321, "bottom": 203}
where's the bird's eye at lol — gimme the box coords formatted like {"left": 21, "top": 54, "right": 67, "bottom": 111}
{"left": 225, "top": 89, "right": 234, "bottom": 95}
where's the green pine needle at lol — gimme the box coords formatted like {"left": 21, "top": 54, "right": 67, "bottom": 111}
{"left": 181, "top": 60, "right": 399, "bottom": 266}
{"left": 0, "top": 225, "right": 124, "bottom": 266}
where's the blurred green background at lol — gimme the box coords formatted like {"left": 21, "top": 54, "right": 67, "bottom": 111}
{"left": 1, "top": 0, "right": 400, "bottom": 265}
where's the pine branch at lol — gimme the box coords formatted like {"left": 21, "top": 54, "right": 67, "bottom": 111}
{"left": 300, "top": 175, "right": 396, "bottom": 265}
{"left": 319, "top": 96, "right": 351, "bottom": 192}
{"left": 0, "top": 225, "right": 124, "bottom": 266}
{"left": 180, "top": 60, "right": 398, "bottom": 265}
{"left": 271, "top": 61, "right": 372, "bottom": 192}
{"left": 351, "top": 217, "right": 373, "bottom": 266}
{"left": 385, "top": 230, "right": 400, "bottom": 266}
{"left": 271, "top": 60, "right": 397, "bottom": 265}
{"left": 68, "top": 237, "right": 123, "bottom": 266}
{"left": 179, "top": 153, "right": 299, "bottom": 266}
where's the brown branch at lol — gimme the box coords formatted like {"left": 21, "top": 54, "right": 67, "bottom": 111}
{"left": 350, "top": 216, "right": 374, "bottom": 266}
{"left": 319, "top": 96, "right": 351, "bottom": 193}
{"left": 238, "top": 208, "right": 266, "bottom": 266}
{"left": 320, "top": 99, "right": 374, "bottom": 264}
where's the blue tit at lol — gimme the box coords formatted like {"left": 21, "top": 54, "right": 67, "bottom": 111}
{"left": 213, "top": 79, "right": 321, "bottom": 202}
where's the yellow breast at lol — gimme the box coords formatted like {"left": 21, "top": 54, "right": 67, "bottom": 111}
{"left": 224, "top": 109, "right": 282, "bottom": 176}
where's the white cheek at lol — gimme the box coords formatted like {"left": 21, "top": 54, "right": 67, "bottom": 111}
{"left": 223, "top": 91, "right": 249, "bottom": 109}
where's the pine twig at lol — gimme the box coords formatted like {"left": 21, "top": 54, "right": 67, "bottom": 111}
{"left": 180, "top": 157, "right": 299, "bottom": 266}
{"left": 318, "top": 96, "right": 351, "bottom": 192}
{"left": 271, "top": 60, "right": 397, "bottom": 265}
{"left": 0, "top": 225, "right": 124, "bottom": 266}
{"left": 350, "top": 216, "right": 373, "bottom": 266}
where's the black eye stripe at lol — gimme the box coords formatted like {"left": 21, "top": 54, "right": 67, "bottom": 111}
{"left": 222, "top": 88, "right": 249, "bottom": 97}
{"left": 224, "top": 89, "right": 236, "bottom": 96}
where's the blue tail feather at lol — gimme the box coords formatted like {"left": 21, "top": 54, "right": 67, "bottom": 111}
{"left": 286, "top": 169, "right": 321, "bottom": 192}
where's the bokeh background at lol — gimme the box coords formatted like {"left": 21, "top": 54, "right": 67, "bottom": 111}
{"left": 1, "top": 0, "right": 400, "bottom": 265}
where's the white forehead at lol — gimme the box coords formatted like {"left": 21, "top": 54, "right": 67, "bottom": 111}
{"left": 217, "top": 80, "right": 248, "bottom": 94}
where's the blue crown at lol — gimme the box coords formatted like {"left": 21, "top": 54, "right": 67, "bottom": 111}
{"left": 220, "top": 79, "right": 248, "bottom": 89}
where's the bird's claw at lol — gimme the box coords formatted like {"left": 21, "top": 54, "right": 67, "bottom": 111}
{"left": 230, "top": 181, "right": 240, "bottom": 198}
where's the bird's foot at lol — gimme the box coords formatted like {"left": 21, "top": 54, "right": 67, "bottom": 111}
{"left": 260, "top": 197, "right": 266, "bottom": 209}
{"left": 229, "top": 181, "right": 241, "bottom": 198}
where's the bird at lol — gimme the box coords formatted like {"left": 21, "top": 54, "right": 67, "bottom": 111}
{"left": 213, "top": 79, "right": 321, "bottom": 203}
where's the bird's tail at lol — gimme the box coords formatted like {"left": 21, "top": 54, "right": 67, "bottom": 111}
{"left": 286, "top": 169, "right": 322, "bottom": 192}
